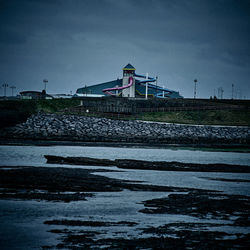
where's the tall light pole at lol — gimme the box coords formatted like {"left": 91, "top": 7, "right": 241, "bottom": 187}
{"left": 145, "top": 72, "right": 148, "bottom": 99}
{"left": 10, "top": 86, "right": 16, "bottom": 96}
{"left": 232, "top": 84, "right": 234, "bottom": 99}
{"left": 43, "top": 79, "right": 48, "bottom": 92}
{"left": 194, "top": 79, "right": 198, "bottom": 99}
{"left": 2, "top": 83, "right": 8, "bottom": 97}
{"left": 155, "top": 76, "right": 158, "bottom": 97}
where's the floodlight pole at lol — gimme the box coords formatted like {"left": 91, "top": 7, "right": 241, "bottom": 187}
{"left": 155, "top": 76, "right": 158, "bottom": 97}
{"left": 43, "top": 79, "right": 48, "bottom": 92}
{"left": 194, "top": 79, "right": 198, "bottom": 99}
{"left": 2, "top": 83, "right": 8, "bottom": 97}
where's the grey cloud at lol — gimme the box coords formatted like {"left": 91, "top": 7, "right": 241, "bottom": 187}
{"left": 0, "top": 28, "right": 27, "bottom": 44}
{"left": 0, "top": 0, "right": 249, "bottom": 98}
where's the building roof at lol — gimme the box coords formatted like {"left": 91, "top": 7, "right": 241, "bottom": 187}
{"left": 76, "top": 78, "right": 183, "bottom": 98}
{"left": 123, "top": 63, "right": 135, "bottom": 71}
{"left": 76, "top": 79, "right": 123, "bottom": 95}
{"left": 19, "top": 90, "right": 54, "bottom": 99}
{"left": 20, "top": 91, "right": 42, "bottom": 94}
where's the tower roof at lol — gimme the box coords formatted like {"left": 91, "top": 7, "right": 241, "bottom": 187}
{"left": 123, "top": 63, "right": 135, "bottom": 71}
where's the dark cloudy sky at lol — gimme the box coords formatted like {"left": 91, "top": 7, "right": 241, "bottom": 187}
{"left": 0, "top": 0, "right": 249, "bottom": 98}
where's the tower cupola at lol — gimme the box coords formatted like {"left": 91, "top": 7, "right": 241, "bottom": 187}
{"left": 123, "top": 63, "right": 135, "bottom": 76}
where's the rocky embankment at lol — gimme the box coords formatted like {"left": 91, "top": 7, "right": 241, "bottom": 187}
{"left": 0, "top": 113, "right": 249, "bottom": 145}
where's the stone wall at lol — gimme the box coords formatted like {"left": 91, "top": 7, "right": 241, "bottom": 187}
{"left": 1, "top": 113, "right": 249, "bottom": 145}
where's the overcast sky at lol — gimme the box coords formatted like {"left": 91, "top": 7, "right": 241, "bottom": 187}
{"left": 0, "top": 0, "right": 249, "bottom": 98}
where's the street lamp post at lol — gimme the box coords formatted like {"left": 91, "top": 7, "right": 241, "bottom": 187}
{"left": 43, "top": 79, "right": 48, "bottom": 92}
{"left": 155, "top": 76, "right": 158, "bottom": 97}
{"left": 2, "top": 83, "right": 8, "bottom": 97}
{"left": 194, "top": 79, "right": 198, "bottom": 99}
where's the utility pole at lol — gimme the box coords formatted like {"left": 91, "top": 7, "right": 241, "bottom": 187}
{"left": 2, "top": 83, "right": 8, "bottom": 97}
{"left": 155, "top": 76, "right": 158, "bottom": 98}
{"left": 232, "top": 84, "right": 234, "bottom": 99}
{"left": 145, "top": 72, "right": 148, "bottom": 100}
{"left": 43, "top": 79, "right": 48, "bottom": 92}
{"left": 10, "top": 86, "right": 16, "bottom": 96}
{"left": 194, "top": 79, "right": 198, "bottom": 99}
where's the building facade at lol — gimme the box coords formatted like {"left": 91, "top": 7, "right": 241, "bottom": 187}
{"left": 76, "top": 64, "right": 183, "bottom": 99}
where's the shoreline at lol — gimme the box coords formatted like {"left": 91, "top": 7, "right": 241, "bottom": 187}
{"left": 0, "top": 138, "right": 249, "bottom": 153}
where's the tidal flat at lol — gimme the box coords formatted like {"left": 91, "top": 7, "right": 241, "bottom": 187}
{"left": 0, "top": 145, "right": 249, "bottom": 249}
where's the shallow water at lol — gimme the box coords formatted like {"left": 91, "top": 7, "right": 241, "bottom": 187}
{"left": 95, "top": 170, "right": 250, "bottom": 196}
{"left": 0, "top": 145, "right": 250, "bottom": 166}
{"left": 0, "top": 145, "right": 249, "bottom": 249}
{"left": 0, "top": 190, "right": 247, "bottom": 249}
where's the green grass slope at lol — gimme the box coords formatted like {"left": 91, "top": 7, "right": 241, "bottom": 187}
{"left": 135, "top": 110, "right": 250, "bottom": 126}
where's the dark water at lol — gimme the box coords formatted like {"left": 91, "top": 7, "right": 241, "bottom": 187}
{"left": 0, "top": 145, "right": 249, "bottom": 249}
{"left": 1, "top": 145, "right": 250, "bottom": 166}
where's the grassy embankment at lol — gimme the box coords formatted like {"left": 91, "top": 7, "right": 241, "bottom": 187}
{"left": 134, "top": 110, "right": 250, "bottom": 126}
{"left": 0, "top": 99, "right": 249, "bottom": 127}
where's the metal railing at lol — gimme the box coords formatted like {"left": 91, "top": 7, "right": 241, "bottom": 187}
{"left": 67, "top": 104, "right": 243, "bottom": 115}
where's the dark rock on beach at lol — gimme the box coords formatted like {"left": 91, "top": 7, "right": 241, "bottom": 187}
{"left": 0, "top": 166, "right": 200, "bottom": 202}
{"left": 45, "top": 154, "right": 114, "bottom": 166}
{"left": 140, "top": 191, "right": 250, "bottom": 220}
{"left": 44, "top": 219, "right": 138, "bottom": 227}
{"left": 115, "top": 158, "right": 250, "bottom": 172}
{"left": 46, "top": 230, "right": 250, "bottom": 249}
{"left": 45, "top": 155, "right": 250, "bottom": 173}
{"left": 0, "top": 190, "right": 91, "bottom": 202}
